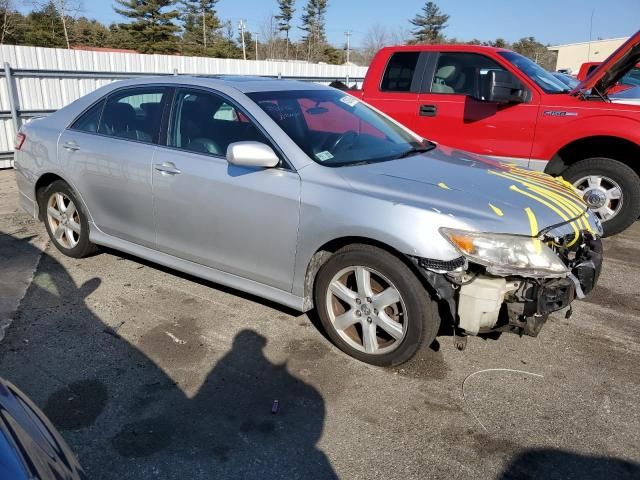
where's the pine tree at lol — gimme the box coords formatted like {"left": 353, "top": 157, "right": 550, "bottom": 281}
{"left": 180, "top": 0, "right": 221, "bottom": 54}
{"left": 275, "top": 0, "right": 294, "bottom": 58}
{"left": 410, "top": 1, "right": 449, "bottom": 44}
{"left": 300, "top": 0, "right": 327, "bottom": 61}
{"left": 114, "top": 0, "right": 180, "bottom": 54}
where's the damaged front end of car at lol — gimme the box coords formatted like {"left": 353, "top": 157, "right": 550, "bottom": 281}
{"left": 410, "top": 227, "right": 603, "bottom": 341}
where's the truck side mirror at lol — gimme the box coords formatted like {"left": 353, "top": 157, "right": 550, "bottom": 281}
{"left": 476, "top": 70, "right": 527, "bottom": 104}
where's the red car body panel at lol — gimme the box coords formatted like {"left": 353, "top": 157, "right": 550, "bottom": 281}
{"left": 351, "top": 34, "right": 640, "bottom": 169}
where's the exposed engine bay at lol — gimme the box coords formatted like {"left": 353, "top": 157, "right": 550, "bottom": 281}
{"left": 412, "top": 232, "right": 603, "bottom": 339}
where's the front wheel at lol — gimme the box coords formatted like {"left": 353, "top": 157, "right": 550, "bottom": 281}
{"left": 314, "top": 244, "right": 440, "bottom": 367}
{"left": 563, "top": 157, "right": 640, "bottom": 237}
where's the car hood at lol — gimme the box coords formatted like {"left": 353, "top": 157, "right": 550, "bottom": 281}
{"left": 572, "top": 30, "right": 640, "bottom": 96}
{"left": 337, "top": 146, "right": 601, "bottom": 238}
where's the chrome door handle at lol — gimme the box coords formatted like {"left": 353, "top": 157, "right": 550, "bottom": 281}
{"left": 62, "top": 141, "right": 80, "bottom": 151}
{"left": 154, "top": 163, "right": 181, "bottom": 175}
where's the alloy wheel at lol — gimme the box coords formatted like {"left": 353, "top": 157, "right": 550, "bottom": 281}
{"left": 46, "top": 192, "right": 81, "bottom": 249}
{"left": 326, "top": 266, "right": 407, "bottom": 355}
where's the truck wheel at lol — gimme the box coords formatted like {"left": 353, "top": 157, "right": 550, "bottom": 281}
{"left": 563, "top": 158, "right": 640, "bottom": 237}
{"left": 40, "top": 180, "right": 97, "bottom": 258}
{"left": 314, "top": 244, "right": 440, "bottom": 367}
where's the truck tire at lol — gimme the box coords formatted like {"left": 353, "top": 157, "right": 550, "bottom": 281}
{"left": 314, "top": 244, "right": 440, "bottom": 367}
{"left": 563, "top": 157, "right": 640, "bottom": 237}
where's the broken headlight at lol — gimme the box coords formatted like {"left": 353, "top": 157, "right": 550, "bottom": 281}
{"left": 440, "top": 228, "right": 569, "bottom": 278}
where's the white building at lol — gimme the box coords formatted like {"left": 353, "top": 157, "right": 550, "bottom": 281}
{"left": 548, "top": 37, "right": 628, "bottom": 73}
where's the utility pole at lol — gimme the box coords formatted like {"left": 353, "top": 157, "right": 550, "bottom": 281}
{"left": 344, "top": 31, "right": 352, "bottom": 64}
{"left": 254, "top": 33, "right": 259, "bottom": 61}
{"left": 238, "top": 19, "right": 247, "bottom": 60}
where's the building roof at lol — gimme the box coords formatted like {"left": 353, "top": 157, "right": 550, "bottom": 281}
{"left": 548, "top": 37, "right": 629, "bottom": 50}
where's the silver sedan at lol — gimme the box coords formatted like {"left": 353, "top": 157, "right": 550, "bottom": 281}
{"left": 14, "top": 76, "right": 603, "bottom": 366}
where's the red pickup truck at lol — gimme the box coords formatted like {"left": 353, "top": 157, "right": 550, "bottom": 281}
{"left": 347, "top": 31, "right": 640, "bottom": 236}
{"left": 577, "top": 61, "right": 640, "bottom": 94}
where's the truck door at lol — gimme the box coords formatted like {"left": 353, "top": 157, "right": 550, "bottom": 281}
{"left": 362, "top": 51, "right": 429, "bottom": 131}
{"left": 416, "top": 51, "right": 540, "bottom": 163}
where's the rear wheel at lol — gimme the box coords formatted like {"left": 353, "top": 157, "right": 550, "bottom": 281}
{"left": 563, "top": 157, "right": 640, "bottom": 237}
{"left": 40, "top": 180, "right": 97, "bottom": 258}
{"left": 314, "top": 244, "right": 440, "bottom": 366}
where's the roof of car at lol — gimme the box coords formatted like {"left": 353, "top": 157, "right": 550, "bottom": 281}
{"left": 377, "top": 44, "right": 511, "bottom": 54}
{"left": 117, "top": 75, "right": 331, "bottom": 94}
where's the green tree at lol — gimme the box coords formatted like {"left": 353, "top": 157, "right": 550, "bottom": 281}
{"left": 70, "top": 17, "right": 110, "bottom": 47}
{"left": 512, "top": 36, "right": 556, "bottom": 70}
{"left": 113, "top": 0, "right": 180, "bottom": 54}
{"left": 300, "top": 0, "right": 327, "bottom": 61}
{"left": 180, "top": 0, "right": 221, "bottom": 55}
{"left": 1, "top": 0, "right": 25, "bottom": 45}
{"left": 410, "top": 1, "right": 449, "bottom": 44}
{"left": 23, "top": 1, "right": 66, "bottom": 48}
{"left": 275, "top": 0, "right": 294, "bottom": 58}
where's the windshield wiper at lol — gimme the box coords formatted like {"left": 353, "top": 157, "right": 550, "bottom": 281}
{"left": 395, "top": 143, "right": 436, "bottom": 159}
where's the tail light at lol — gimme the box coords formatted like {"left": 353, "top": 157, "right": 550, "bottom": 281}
{"left": 15, "top": 133, "right": 26, "bottom": 150}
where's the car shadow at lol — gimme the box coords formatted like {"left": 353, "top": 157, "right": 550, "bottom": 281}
{"left": 0, "top": 232, "right": 337, "bottom": 479}
{"left": 499, "top": 448, "right": 640, "bottom": 479}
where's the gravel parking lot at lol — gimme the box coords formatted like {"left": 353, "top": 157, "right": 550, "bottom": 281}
{"left": 0, "top": 168, "right": 639, "bottom": 479}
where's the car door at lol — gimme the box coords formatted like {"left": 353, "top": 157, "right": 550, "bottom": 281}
{"left": 152, "top": 87, "right": 301, "bottom": 292}
{"left": 363, "top": 51, "right": 428, "bottom": 131}
{"left": 416, "top": 51, "right": 539, "bottom": 160}
{"left": 58, "top": 86, "right": 170, "bottom": 248}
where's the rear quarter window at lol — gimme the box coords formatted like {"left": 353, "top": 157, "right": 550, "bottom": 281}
{"left": 70, "top": 99, "right": 106, "bottom": 133}
{"left": 380, "top": 52, "right": 421, "bottom": 92}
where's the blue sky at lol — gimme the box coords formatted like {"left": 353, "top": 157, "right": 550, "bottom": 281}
{"left": 18, "top": 0, "right": 640, "bottom": 47}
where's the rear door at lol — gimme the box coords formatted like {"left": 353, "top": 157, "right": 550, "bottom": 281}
{"left": 58, "top": 86, "right": 170, "bottom": 247}
{"left": 416, "top": 51, "right": 539, "bottom": 160}
{"left": 362, "top": 51, "right": 428, "bottom": 131}
{"left": 152, "top": 87, "right": 301, "bottom": 291}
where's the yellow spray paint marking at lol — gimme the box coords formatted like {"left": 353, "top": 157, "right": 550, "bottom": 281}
{"left": 438, "top": 182, "right": 451, "bottom": 190}
{"left": 490, "top": 169, "right": 588, "bottom": 241}
{"left": 510, "top": 185, "right": 581, "bottom": 246}
{"left": 527, "top": 184, "right": 594, "bottom": 234}
{"left": 495, "top": 170, "right": 594, "bottom": 234}
{"left": 524, "top": 207, "right": 542, "bottom": 253}
{"left": 488, "top": 203, "right": 504, "bottom": 217}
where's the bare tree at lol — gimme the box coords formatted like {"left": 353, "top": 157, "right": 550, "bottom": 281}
{"left": 361, "top": 24, "right": 389, "bottom": 63}
{"left": 0, "top": 0, "right": 14, "bottom": 44}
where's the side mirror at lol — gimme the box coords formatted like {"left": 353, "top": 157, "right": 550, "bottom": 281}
{"left": 226, "top": 141, "right": 279, "bottom": 168}
{"left": 476, "top": 70, "right": 526, "bottom": 104}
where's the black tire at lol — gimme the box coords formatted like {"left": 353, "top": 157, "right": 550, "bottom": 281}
{"left": 39, "top": 180, "right": 97, "bottom": 258}
{"left": 562, "top": 157, "right": 640, "bottom": 237}
{"left": 314, "top": 244, "right": 440, "bottom": 367}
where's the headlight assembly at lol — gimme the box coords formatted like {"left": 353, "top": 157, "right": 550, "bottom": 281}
{"left": 440, "top": 228, "right": 569, "bottom": 278}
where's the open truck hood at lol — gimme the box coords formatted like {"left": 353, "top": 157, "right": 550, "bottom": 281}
{"left": 571, "top": 30, "right": 640, "bottom": 96}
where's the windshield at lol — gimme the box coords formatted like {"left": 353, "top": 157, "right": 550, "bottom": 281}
{"left": 499, "top": 51, "right": 570, "bottom": 93}
{"left": 247, "top": 89, "right": 431, "bottom": 167}
{"left": 622, "top": 67, "right": 640, "bottom": 86}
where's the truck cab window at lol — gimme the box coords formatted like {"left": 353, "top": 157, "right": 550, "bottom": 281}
{"left": 380, "top": 52, "right": 420, "bottom": 92}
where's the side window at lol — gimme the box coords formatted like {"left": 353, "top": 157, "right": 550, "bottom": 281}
{"left": 98, "top": 87, "right": 168, "bottom": 144}
{"left": 431, "top": 53, "right": 505, "bottom": 95}
{"left": 70, "top": 99, "right": 105, "bottom": 133}
{"left": 170, "top": 89, "right": 269, "bottom": 156}
{"left": 380, "top": 52, "right": 420, "bottom": 92}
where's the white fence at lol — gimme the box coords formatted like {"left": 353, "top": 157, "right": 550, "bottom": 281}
{"left": 0, "top": 44, "right": 368, "bottom": 167}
